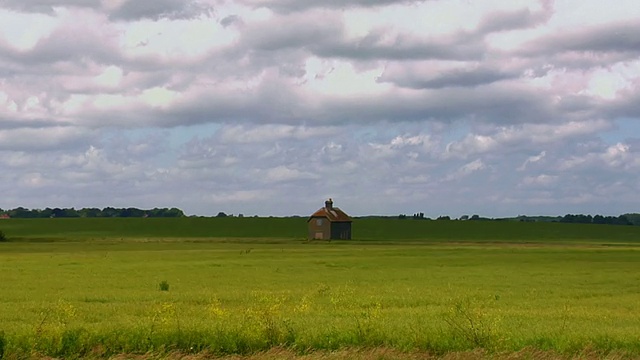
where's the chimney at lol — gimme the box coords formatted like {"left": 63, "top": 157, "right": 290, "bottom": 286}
{"left": 325, "top": 198, "right": 333, "bottom": 210}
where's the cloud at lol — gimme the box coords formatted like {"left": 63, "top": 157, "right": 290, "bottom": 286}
{"left": 379, "top": 62, "right": 520, "bottom": 89}
{"left": 477, "top": 5, "right": 552, "bottom": 33}
{"left": 518, "top": 151, "right": 546, "bottom": 171}
{"left": 109, "top": 0, "right": 213, "bottom": 21}
{"left": 0, "top": 0, "right": 101, "bottom": 14}
{"left": 520, "top": 174, "right": 557, "bottom": 187}
{"left": 312, "top": 30, "right": 483, "bottom": 61}
{"left": 239, "top": 11, "right": 343, "bottom": 51}
{"left": 240, "top": 0, "right": 424, "bottom": 13}
{"left": 523, "top": 21, "right": 640, "bottom": 57}
{"left": 263, "top": 165, "right": 317, "bottom": 182}
{"left": 217, "top": 124, "right": 338, "bottom": 143}
{"left": 1, "top": 0, "right": 639, "bottom": 216}
{"left": 558, "top": 142, "right": 640, "bottom": 172}
{"left": 445, "top": 120, "right": 612, "bottom": 159}
{"left": 0, "top": 126, "right": 92, "bottom": 151}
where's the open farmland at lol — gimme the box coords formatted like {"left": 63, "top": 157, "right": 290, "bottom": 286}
{"left": 1, "top": 218, "right": 640, "bottom": 359}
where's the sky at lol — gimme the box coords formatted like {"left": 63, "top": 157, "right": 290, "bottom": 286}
{"left": 1, "top": 0, "right": 639, "bottom": 217}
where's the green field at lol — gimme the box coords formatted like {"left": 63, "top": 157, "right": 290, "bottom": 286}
{"left": 1, "top": 218, "right": 640, "bottom": 359}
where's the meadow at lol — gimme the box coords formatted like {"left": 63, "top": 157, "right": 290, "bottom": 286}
{"left": 1, "top": 218, "right": 640, "bottom": 359}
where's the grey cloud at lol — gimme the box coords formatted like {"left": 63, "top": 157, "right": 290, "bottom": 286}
{"left": 220, "top": 15, "right": 242, "bottom": 27}
{"left": 321, "top": 85, "right": 556, "bottom": 125}
{"left": 522, "top": 21, "right": 640, "bottom": 56}
{"left": 0, "top": 25, "right": 120, "bottom": 66}
{"left": 241, "top": 0, "right": 425, "bottom": 13}
{"left": 0, "top": 126, "right": 93, "bottom": 151}
{"left": 143, "top": 83, "right": 551, "bottom": 128}
{"left": 236, "top": 7, "right": 482, "bottom": 62}
{"left": 312, "top": 30, "right": 484, "bottom": 61}
{"left": 0, "top": 0, "right": 101, "bottom": 13}
{"left": 109, "top": 0, "right": 213, "bottom": 21}
{"left": 240, "top": 13, "right": 343, "bottom": 51}
{"left": 80, "top": 77, "right": 559, "bottom": 129}
{"left": 380, "top": 66, "right": 519, "bottom": 89}
{"left": 604, "top": 91, "right": 640, "bottom": 119}
{"left": 0, "top": 118, "right": 73, "bottom": 130}
{"left": 547, "top": 52, "right": 632, "bottom": 70}
{"left": 476, "top": 5, "right": 552, "bottom": 34}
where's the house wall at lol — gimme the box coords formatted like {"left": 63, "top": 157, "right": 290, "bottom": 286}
{"left": 308, "top": 216, "right": 331, "bottom": 240}
{"left": 331, "top": 222, "right": 352, "bottom": 240}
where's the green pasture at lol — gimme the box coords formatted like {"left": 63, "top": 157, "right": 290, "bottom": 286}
{"left": 3, "top": 217, "right": 640, "bottom": 243}
{"left": 1, "top": 219, "right": 640, "bottom": 358}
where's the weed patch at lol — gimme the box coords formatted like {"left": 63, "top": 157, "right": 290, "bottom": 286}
{"left": 159, "top": 280, "right": 170, "bottom": 291}
{"left": 443, "top": 296, "right": 504, "bottom": 350}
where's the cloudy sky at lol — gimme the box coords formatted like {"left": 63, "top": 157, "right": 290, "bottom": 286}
{"left": 1, "top": 0, "right": 639, "bottom": 217}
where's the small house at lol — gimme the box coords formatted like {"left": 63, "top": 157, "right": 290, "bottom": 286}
{"left": 308, "top": 199, "right": 352, "bottom": 240}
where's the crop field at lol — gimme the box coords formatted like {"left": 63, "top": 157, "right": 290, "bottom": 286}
{"left": 1, "top": 218, "right": 640, "bottom": 359}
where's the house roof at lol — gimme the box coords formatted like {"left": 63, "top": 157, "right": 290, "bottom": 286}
{"left": 308, "top": 206, "right": 352, "bottom": 222}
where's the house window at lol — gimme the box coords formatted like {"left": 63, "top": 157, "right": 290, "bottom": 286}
{"left": 316, "top": 219, "right": 323, "bottom": 226}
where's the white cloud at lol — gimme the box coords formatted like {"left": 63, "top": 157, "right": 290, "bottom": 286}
{"left": 0, "top": 9, "right": 59, "bottom": 50}
{"left": 218, "top": 124, "right": 338, "bottom": 143}
{"left": 445, "top": 159, "right": 485, "bottom": 181}
{"left": 521, "top": 174, "right": 557, "bottom": 187}
{"left": 209, "top": 190, "right": 273, "bottom": 203}
{"left": 263, "top": 165, "right": 317, "bottom": 182}
{"left": 518, "top": 151, "right": 546, "bottom": 171}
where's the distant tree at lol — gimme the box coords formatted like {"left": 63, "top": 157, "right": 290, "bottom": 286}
{"left": 216, "top": 212, "right": 228, "bottom": 218}
{"left": 62, "top": 208, "right": 80, "bottom": 218}
{"left": 51, "top": 208, "right": 63, "bottom": 218}
{"left": 398, "top": 214, "right": 407, "bottom": 219}
{"left": 437, "top": 216, "right": 451, "bottom": 221}
{"left": 101, "top": 207, "right": 119, "bottom": 217}
{"left": 0, "top": 206, "right": 186, "bottom": 218}
{"left": 79, "top": 208, "right": 101, "bottom": 218}
{"left": 147, "top": 208, "right": 164, "bottom": 217}
{"left": 8, "top": 207, "right": 33, "bottom": 218}
{"left": 166, "top": 208, "right": 185, "bottom": 217}
{"left": 614, "top": 215, "right": 632, "bottom": 226}
{"left": 40, "top": 208, "right": 54, "bottom": 218}
{"left": 623, "top": 213, "right": 640, "bottom": 226}
{"left": 121, "top": 207, "right": 145, "bottom": 218}
{"left": 470, "top": 214, "right": 480, "bottom": 221}
{"left": 561, "top": 214, "right": 591, "bottom": 224}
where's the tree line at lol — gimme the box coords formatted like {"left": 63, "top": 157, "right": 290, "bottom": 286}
{"left": 557, "top": 214, "right": 635, "bottom": 225}
{"left": 398, "top": 213, "right": 640, "bottom": 226}
{"left": 0, "top": 207, "right": 185, "bottom": 218}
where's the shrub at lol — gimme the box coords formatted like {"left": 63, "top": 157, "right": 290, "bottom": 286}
{"left": 0, "top": 231, "right": 6, "bottom": 242}
{"left": 159, "top": 281, "right": 170, "bottom": 291}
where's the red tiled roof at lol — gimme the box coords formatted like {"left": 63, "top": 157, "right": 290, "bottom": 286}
{"left": 308, "top": 206, "right": 352, "bottom": 222}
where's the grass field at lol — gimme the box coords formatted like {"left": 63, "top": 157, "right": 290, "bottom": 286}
{"left": 1, "top": 218, "right": 640, "bottom": 359}
{"left": 4, "top": 217, "right": 640, "bottom": 243}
